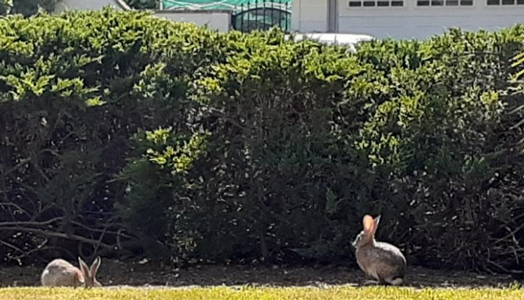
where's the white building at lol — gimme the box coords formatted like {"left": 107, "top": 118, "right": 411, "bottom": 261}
{"left": 55, "top": 0, "right": 232, "bottom": 32}
{"left": 291, "top": 0, "right": 524, "bottom": 39}
{"left": 55, "top": 0, "right": 129, "bottom": 12}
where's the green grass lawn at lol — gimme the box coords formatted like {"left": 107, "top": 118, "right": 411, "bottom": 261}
{"left": 1, "top": 286, "right": 524, "bottom": 300}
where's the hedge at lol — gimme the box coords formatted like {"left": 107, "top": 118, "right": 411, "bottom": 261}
{"left": 0, "top": 8, "right": 523, "bottom": 274}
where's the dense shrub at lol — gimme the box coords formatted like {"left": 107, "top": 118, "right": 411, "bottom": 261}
{"left": 0, "top": 8, "right": 523, "bottom": 273}
{"left": 0, "top": 8, "right": 221, "bottom": 262}
{"left": 354, "top": 30, "right": 524, "bottom": 271}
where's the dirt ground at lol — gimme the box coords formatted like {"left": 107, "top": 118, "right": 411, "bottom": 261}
{"left": 0, "top": 259, "right": 521, "bottom": 289}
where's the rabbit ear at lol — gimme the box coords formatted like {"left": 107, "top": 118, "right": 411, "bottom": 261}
{"left": 374, "top": 215, "right": 381, "bottom": 228}
{"left": 78, "top": 257, "right": 89, "bottom": 277}
{"left": 363, "top": 215, "right": 375, "bottom": 234}
{"left": 90, "top": 256, "right": 101, "bottom": 277}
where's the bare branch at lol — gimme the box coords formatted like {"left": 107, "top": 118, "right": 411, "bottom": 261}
{"left": 0, "top": 226, "right": 114, "bottom": 250}
{"left": 2, "top": 158, "right": 31, "bottom": 177}
{"left": 92, "top": 218, "right": 113, "bottom": 257}
{"left": 0, "top": 217, "right": 64, "bottom": 227}
{"left": 0, "top": 202, "right": 31, "bottom": 219}
{"left": 70, "top": 220, "right": 132, "bottom": 239}
{"left": 11, "top": 245, "right": 75, "bottom": 262}
{"left": 0, "top": 239, "right": 24, "bottom": 254}
{"left": 493, "top": 222, "right": 524, "bottom": 244}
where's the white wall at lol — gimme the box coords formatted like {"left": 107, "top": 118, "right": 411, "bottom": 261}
{"left": 291, "top": 0, "right": 329, "bottom": 32}
{"left": 153, "top": 11, "right": 231, "bottom": 32}
{"left": 55, "top": 0, "right": 128, "bottom": 12}
{"left": 293, "top": 0, "right": 524, "bottom": 39}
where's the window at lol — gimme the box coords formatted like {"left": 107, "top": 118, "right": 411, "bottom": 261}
{"left": 348, "top": 0, "right": 404, "bottom": 7}
{"left": 488, "top": 0, "right": 524, "bottom": 4}
{"left": 418, "top": 0, "right": 472, "bottom": 4}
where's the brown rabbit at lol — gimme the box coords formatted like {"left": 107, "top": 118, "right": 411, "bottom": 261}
{"left": 352, "top": 214, "right": 406, "bottom": 286}
{"left": 41, "top": 256, "right": 102, "bottom": 288}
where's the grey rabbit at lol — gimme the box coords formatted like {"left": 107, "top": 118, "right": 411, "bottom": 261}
{"left": 41, "top": 256, "right": 102, "bottom": 288}
{"left": 352, "top": 214, "right": 406, "bottom": 285}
